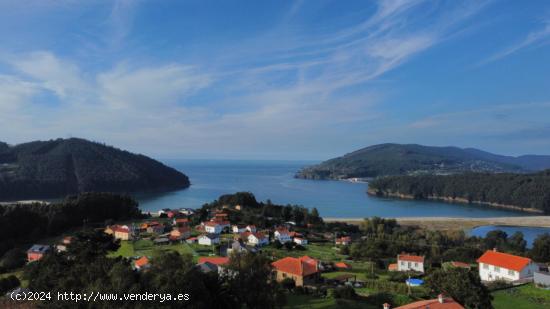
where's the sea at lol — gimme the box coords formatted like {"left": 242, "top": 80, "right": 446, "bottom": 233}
{"left": 135, "top": 159, "right": 529, "bottom": 219}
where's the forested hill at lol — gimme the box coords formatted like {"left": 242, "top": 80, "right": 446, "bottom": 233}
{"left": 296, "top": 143, "right": 550, "bottom": 180}
{"left": 0, "top": 138, "right": 190, "bottom": 200}
{"left": 368, "top": 170, "right": 550, "bottom": 214}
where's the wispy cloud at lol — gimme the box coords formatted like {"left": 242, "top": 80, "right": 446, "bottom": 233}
{"left": 482, "top": 20, "right": 550, "bottom": 64}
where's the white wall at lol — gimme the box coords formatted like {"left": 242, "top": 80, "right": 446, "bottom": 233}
{"left": 478, "top": 262, "right": 537, "bottom": 282}
{"left": 397, "top": 260, "right": 424, "bottom": 273}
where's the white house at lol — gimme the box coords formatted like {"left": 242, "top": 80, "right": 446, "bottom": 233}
{"left": 274, "top": 228, "right": 292, "bottom": 243}
{"left": 198, "top": 234, "right": 220, "bottom": 246}
{"left": 248, "top": 232, "right": 269, "bottom": 246}
{"left": 477, "top": 250, "right": 538, "bottom": 282}
{"left": 294, "top": 237, "right": 308, "bottom": 246}
{"left": 232, "top": 225, "right": 247, "bottom": 234}
{"left": 397, "top": 254, "right": 425, "bottom": 273}
{"left": 204, "top": 222, "right": 223, "bottom": 234}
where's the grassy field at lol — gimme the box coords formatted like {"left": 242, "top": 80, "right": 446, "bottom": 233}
{"left": 284, "top": 294, "right": 376, "bottom": 309}
{"left": 492, "top": 284, "right": 550, "bottom": 309}
{"left": 108, "top": 240, "right": 200, "bottom": 261}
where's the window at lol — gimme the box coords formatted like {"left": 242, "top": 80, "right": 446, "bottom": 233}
{"left": 508, "top": 269, "right": 515, "bottom": 276}
{"left": 407, "top": 262, "right": 411, "bottom": 267}
{"left": 494, "top": 266, "right": 500, "bottom": 272}
{"left": 483, "top": 264, "right": 489, "bottom": 269}
{"left": 414, "top": 262, "right": 418, "bottom": 267}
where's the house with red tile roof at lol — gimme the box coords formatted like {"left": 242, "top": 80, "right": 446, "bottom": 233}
{"left": 271, "top": 256, "right": 319, "bottom": 286}
{"left": 293, "top": 237, "right": 308, "bottom": 246}
{"left": 477, "top": 249, "right": 537, "bottom": 282}
{"left": 335, "top": 262, "right": 351, "bottom": 270}
{"left": 397, "top": 254, "right": 425, "bottom": 273}
{"left": 134, "top": 256, "right": 150, "bottom": 271}
{"left": 388, "top": 263, "right": 398, "bottom": 271}
{"left": 388, "top": 294, "right": 464, "bottom": 309}
{"left": 198, "top": 257, "right": 230, "bottom": 276}
{"left": 247, "top": 232, "right": 269, "bottom": 246}
{"left": 105, "top": 225, "right": 132, "bottom": 240}
{"left": 173, "top": 218, "right": 190, "bottom": 226}
{"left": 335, "top": 236, "right": 352, "bottom": 246}
{"left": 27, "top": 244, "right": 50, "bottom": 262}
{"left": 274, "top": 228, "right": 292, "bottom": 243}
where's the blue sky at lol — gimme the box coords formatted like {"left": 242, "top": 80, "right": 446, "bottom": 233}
{"left": 0, "top": 0, "right": 549, "bottom": 160}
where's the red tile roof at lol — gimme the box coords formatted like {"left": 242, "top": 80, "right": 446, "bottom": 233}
{"left": 250, "top": 232, "right": 267, "bottom": 240}
{"left": 198, "top": 257, "right": 230, "bottom": 266}
{"left": 271, "top": 256, "right": 318, "bottom": 277}
{"left": 388, "top": 263, "right": 398, "bottom": 271}
{"left": 335, "top": 262, "right": 351, "bottom": 269}
{"left": 204, "top": 221, "right": 221, "bottom": 227}
{"left": 112, "top": 225, "right": 130, "bottom": 233}
{"left": 398, "top": 254, "right": 425, "bottom": 263}
{"left": 395, "top": 296, "right": 464, "bottom": 309}
{"left": 477, "top": 250, "right": 532, "bottom": 272}
{"left": 135, "top": 256, "right": 149, "bottom": 268}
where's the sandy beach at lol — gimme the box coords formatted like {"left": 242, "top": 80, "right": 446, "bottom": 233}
{"left": 323, "top": 216, "right": 550, "bottom": 230}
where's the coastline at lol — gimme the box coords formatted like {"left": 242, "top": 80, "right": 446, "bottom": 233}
{"left": 323, "top": 216, "right": 550, "bottom": 230}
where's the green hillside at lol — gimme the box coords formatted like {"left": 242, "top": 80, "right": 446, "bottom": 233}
{"left": 0, "top": 138, "right": 190, "bottom": 200}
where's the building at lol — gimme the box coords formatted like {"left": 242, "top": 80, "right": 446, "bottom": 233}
{"left": 27, "top": 244, "right": 50, "bottom": 262}
{"left": 534, "top": 271, "right": 550, "bottom": 287}
{"left": 397, "top": 254, "right": 425, "bottom": 273}
{"left": 388, "top": 263, "right": 398, "bottom": 271}
{"left": 271, "top": 256, "right": 319, "bottom": 287}
{"left": 246, "top": 225, "right": 257, "bottom": 233}
{"left": 248, "top": 232, "right": 269, "bottom": 246}
{"left": 335, "top": 262, "right": 351, "bottom": 270}
{"left": 204, "top": 221, "right": 230, "bottom": 234}
{"left": 477, "top": 249, "right": 538, "bottom": 282}
{"left": 134, "top": 256, "right": 150, "bottom": 271}
{"left": 105, "top": 225, "right": 132, "bottom": 240}
{"left": 232, "top": 225, "right": 247, "bottom": 233}
{"left": 274, "top": 228, "right": 292, "bottom": 243}
{"left": 56, "top": 236, "right": 73, "bottom": 252}
{"left": 147, "top": 224, "right": 165, "bottom": 235}
{"left": 294, "top": 237, "right": 308, "bottom": 246}
{"left": 335, "top": 236, "right": 352, "bottom": 246}
{"left": 388, "top": 294, "right": 464, "bottom": 309}
{"left": 198, "top": 234, "right": 220, "bottom": 246}
{"left": 173, "top": 218, "right": 190, "bottom": 226}
{"left": 170, "top": 226, "right": 191, "bottom": 240}
{"left": 198, "top": 257, "right": 230, "bottom": 275}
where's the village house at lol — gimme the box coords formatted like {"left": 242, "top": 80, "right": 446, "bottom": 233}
{"left": 204, "top": 221, "right": 224, "bottom": 234}
{"left": 198, "top": 257, "right": 230, "bottom": 276}
{"left": 335, "top": 262, "right": 351, "bottom": 270}
{"left": 105, "top": 225, "right": 132, "bottom": 240}
{"left": 294, "top": 237, "right": 308, "bottom": 246}
{"left": 198, "top": 234, "right": 220, "bottom": 246}
{"left": 170, "top": 226, "right": 191, "bottom": 241}
{"left": 173, "top": 218, "right": 190, "bottom": 226}
{"left": 246, "top": 225, "right": 256, "bottom": 233}
{"left": 272, "top": 256, "right": 320, "bottom": 287}
{"left": 397, "top": 254, "right": 425, "bottom": 273}
{"left": 146, "top": 222, "right": 165, "bottom": 235}
{"left": 134, "top": 256, "right": 150, "bottom": 271}
{"left": 56, "top": 236, "right": 73, "bottom": 252}
{"left": 179, "top": 208, "right": 195, "bottom": 216}
{"left": 226, "top": 240, "right": 256, "bottom": 255}
{"left": 186, "top": 237, "right": 197, "bottom": 244}
{"left": 335, "top": 236, "right": 352, "bottom": 246}
{"left": 27, "top": 244, "right": 50, "bottom": 262}
{"left": 274, "top": 228, "right": 292, "bottom": 243}
{"left": 232, "top": 224, "right": 247, "bottom": 234}
{"left": 248, "top": 232, "right": 269, "bottom": 247}
{"left": 388, "top": 294, "right": 464, "bottom": 309}
{"left": 477, "top": 249, "right": 538, "bottom": 282}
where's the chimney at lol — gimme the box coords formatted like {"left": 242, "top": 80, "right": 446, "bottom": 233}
{"left": 438, "top": 294, "right": 444, "bottom": 303}
{"left": 493, "top": 248, "right": 498, "bottom": 252}
{"left": 383, "top": 303, "right": 391, "bottom": 309}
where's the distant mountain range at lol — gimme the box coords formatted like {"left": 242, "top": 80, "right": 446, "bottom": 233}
{"left": 296, "top": 143, "right": 550, "bottom": 180}
{"left": 0, "top": 138, "right": 190, "bottom": 200}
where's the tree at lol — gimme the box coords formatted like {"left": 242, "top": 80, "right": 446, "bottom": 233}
{"left": 0, "top": 248, "right": 26, "bottom": 270}
{"left": 227, "top": 252, "right": 285, "bottom": 308}
{"left": 530, "top": 233, "right": 550, "bottom": 262}
{"left": 426, "top": 268, "right": 493, "bottom": 309}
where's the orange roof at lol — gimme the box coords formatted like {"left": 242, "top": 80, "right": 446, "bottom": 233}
{"left": 204, "top": 221, "right": 221, "bottom": 227}
{"left": 175, "top": 218, "right": 189, "bottom": 223}
{"left": 388, "top": 263, "right": 398, "bottom": 271}
{"left": 477, "top": 250, "right": 532, "bottom": 272}
{"left": 395, "top": 296, "right": 464, "bottom": 309}
{"left": 198, "top": 257, "right": 229, "bottom": 266}
{"left": 271, "top": 256, "right": 318, "bottom": 277}
{"left": 135, "top": 256, "right": 149, "bottom": 268}
{"left": 250, "top": 232, "right": 267, "bottom": 239}
{"left": 112, "top": 225, "right": 130, "bottom": 233}
{"left": 398, "top": 254, "right": 424, "bottom": 263}
{"left": 335, "top": 262, "right": 351, "bottom": 269}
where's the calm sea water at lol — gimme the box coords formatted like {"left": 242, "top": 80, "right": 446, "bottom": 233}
{"left": 135, "top": 160, "right": 530, "bottom": 219}
{"left": 469, "top": 226, "right": 550, "bottom": 248}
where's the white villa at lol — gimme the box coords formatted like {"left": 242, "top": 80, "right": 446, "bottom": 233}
{"left": 294, "top": 237, "right": 308, "bottom": 246}
{"left": 397, "top": 254, "right": 425, "bottom": 273}
{"left": 248, "top": 232, "right": 269, "bottom": 246}
{"left": 477, "top": 250, "right": 538, "bottom": 282}
{"left": 274, "top": 228, "right": 292, "bottom": 243}
{"left": 198, "top": 234, "right": 220, "bottom": 246}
